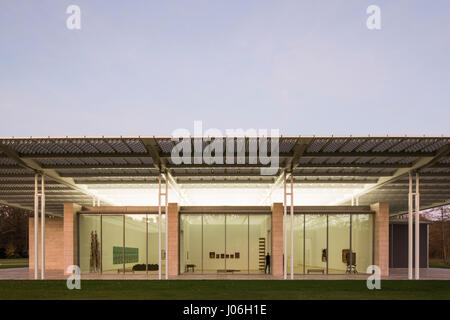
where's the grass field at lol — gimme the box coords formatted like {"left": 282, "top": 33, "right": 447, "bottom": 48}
{"left": 429, "top": 258, "right": 450, "bottom": 269}
{"left": 0, "top": 280, "right": 449, "bottom": 300}
{"left": 0, "top": 258, "right": 28, "bottom": 269}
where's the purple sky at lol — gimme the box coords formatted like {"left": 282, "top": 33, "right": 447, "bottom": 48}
{"left": 0, "top": 0, "right": 449, "bottom": 136}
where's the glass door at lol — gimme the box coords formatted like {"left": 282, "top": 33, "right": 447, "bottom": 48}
{"left": 304, "top": 214, "right": 327, "bottom": 274}
{"left": 202, "top": 214, "right": 225, "bottom": 274}
{"left": 225, "top": 214, "right": 249, "bottom": 274}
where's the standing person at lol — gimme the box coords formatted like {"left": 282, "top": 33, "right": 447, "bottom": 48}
{"left": 265, "top": 252, "right": 271, "bottom": 274}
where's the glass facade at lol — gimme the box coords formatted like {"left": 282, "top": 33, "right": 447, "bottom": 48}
{"left": 286, "top": 214, "right": 304, "bottom": 274}
{"left": 305, "top": 214, "right": 327, "bottom": 273}
{"left": 79, "top": 215, "right": 101, "bottom": 273}
{"left": 352, "top": 214, "right": 374, "bottom": 273}
{"left": 79, "top": 211, "right": 373, "bottom": 276}
{"left": 286, "top": 213, "right": 374, "bottom": 274}
{"left": 78, "top": 213, "right": 166, "bottom": 274}
{"left": 328, "top": 214, "right": 350, "bottom": 274}
{"left": 180, "top": 214, "right": 272, "bottom": 274}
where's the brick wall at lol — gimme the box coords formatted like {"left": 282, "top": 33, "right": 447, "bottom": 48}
{"left": 29, "top": 217, "right": 64, "bottom": 272}
{"left": 167, "top": 203, "right": 179, "bottom": 276}
{"left": 271, "top": 203, "right": 283, "bottom": 276}
{"left": 371, "top": 202, "right": 390, "bottom": 276}
{"left": 64, "top": 203, "right": 81, "bottom": 274}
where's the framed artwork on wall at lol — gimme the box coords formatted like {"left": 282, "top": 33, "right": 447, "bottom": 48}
{"left": 235, "top": 252, "right": 240, "bottom": 259}
{"left": 209, "top": 252, "right": 215, "bottom": 259}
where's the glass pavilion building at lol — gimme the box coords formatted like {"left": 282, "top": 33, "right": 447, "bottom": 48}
{"left": 0, "top": 136, "right": 448, "bottom": 279}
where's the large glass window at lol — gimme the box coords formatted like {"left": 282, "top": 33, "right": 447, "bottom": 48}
{"left": 147, "top": 214, "right": 166, "bottom": 275}
{"left": 288, "top": 213, "right": 373, "bottom": 275}
{"left": 79, "top": 215, "right": 101, "bottom": 273}
{"left": 352, "top": 214, "right": 373, "bottom": 274}
{"left": 78, "top": 211, "right": 373, "bottom": 276}
{"left": 226, "top": 215, "right": 248, "bottom": 274}
{"left": 203, "top": 214, "right": 225, "bottom": 273}
{"left": 101, "top": 215, "right": 124, "bottom": 274}
{"left": 180, "top": 215, "right": 202, "bottom": 274}
{"left": 78, "top": 213, "right": 166, "bottom": 275}
{"left": 287, "top": 214, "right": 304, "bottom": 274}
{"left": 124, "top": 214, "right": 146, "bottom": 274}
{"left": 328, "top": 214, "right": 350, "bottom": 274}
{"left": 160, "top": 214, "right": 167, "bottom": 274}
{"left": 249, "top": 215, "right": 271, "bottom": 274}
{"left": 179, "top": 213, "right": 271, "bottom": 274}
{"left": 304, "top": 214, "right": 327, "bottom": 274}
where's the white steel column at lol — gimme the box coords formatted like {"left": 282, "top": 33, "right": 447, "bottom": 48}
{"left": 408, "top": 172, "right": 413, "bottom": 280}
{"left": 283, "top": 171, "right": 294, "bottom": 280}
{"left": 157, "top": 172, "right": 169, "bottom": 280}
{"left": 40, "top": 175, "right": 45, "bottom": 279}
{"left": 415, "top": 172, "right": 420, "bottom": 279}
{"left": 34, "top": 174, "right": 39, "bottom": 280}
{"left": 164, "top": 173, "right": 168, "bottom": 280}
{"left": 158, "top": 174, "right": 162, "bottom": 280}
{"left": 283, "top": 172, "right": 287, "bottom": 280}
{"left": 289, "top": 174, "right": 294, "bottom": 280}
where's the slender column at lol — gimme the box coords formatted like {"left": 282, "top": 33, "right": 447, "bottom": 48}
{"left": 283, "top": 173, "right": 287, "bottom": 280}
{"left": 40, "top": 175, "right": 45, "bottom": 280}
{"left": 165, "top": 175, "right": 168, "bottom": 280}
{"left": 158, "top": 174, "right": 162, "bottom": 280}
{"left": 34, "top": 174, "right": 39, "bottom": 280}
{"left": 415, "top": 172, "right": 420, "bottom": 279}
{"left": 408, "top": 172, "right": 413, "bottom": 280}
{"left": 290, "top": 174, "right": 294, "bottom": 280}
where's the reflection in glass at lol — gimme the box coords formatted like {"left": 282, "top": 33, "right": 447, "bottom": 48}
{"left": 226, "top": 215, "right": 248, "bottom": 274}
{"left": 180, "top": 215, "right": 202, "bottom": 274}
{"left": 124, "top": 214, "right": 146, "bottom": 274}
{"left": 249, "top": 215, "right": 271, "bottom": 274}
{"left": 203, "top": 214, "right": 225, "bottom": 273}
{"left": 304, "top": 214, "right": 327, "bottom": 274}
{"left": 101, "top": 215, "right": 124, "bottom": 274}
{"left": 147, "top": 214, "right": 166, "bottom": 274}
{"left": 352, "top": 214, "right": 373, "bottom": 274}
{"left": 79, "top": 215, "right": 101, "bottom": 273}
{"left": 287, "top": 214, "right": 304, "bottom": 274}
{"left": 328, "top": 214, "right": 350, "bottom": 274}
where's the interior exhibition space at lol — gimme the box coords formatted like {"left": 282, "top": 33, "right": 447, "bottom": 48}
{"left": 0, "top": 136, "right": 448, "bottom": 280}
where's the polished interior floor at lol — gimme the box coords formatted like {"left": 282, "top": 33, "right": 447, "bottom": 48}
{"left": 1, "top": 268, "right": 449, "bottom": 280}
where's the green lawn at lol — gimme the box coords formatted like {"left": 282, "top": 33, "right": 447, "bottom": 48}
{"left": 0, "top": 258, "right": 28, "bottom": 269}
{"left": 429, "top": 259, "right": 450, "bottom": 269}
{"left": 0, "top": 280, "right": 449, "bottom": 300}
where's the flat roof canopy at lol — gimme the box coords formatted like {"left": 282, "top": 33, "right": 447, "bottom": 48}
{"left": 0, "top": 136, "right": 448, "bottom": 215}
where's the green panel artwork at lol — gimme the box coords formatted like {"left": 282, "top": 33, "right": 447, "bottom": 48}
{"left": 113, "top": 246, "right": 139, "bottom": 264}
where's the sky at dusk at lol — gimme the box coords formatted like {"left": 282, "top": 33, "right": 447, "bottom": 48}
{"left": 0, "top": 0, "right": 449, "bottom": 136}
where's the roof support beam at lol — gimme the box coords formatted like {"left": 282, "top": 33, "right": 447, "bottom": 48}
{"left": 2, "top": 151, "right": 440, "bottom": 159}
{"left": 141, "top": 137, "right": 190, "bottom": 204}
{"left": 260, "top": 138, "right": 313, "bottom": 204}
{"left": 336, "top": 144, "right": 450, "bottom": 205}
{"left": 0, "top": 143, "right": 112, "bottom": 206}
